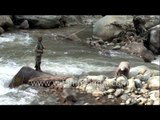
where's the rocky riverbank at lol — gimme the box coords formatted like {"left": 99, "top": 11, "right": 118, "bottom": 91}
{"left": 9, "top": 65, "right": 159, "bottom": 105}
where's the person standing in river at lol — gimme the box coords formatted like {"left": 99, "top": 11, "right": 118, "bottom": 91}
{"left": 35, "top": 36, "right": 45, "bottom": 72}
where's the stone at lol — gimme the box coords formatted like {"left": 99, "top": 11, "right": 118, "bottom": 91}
{"left": 103, "top": 78, "right": 116, "bottom": 88}
{"left": 120, "top": 93, "right": 130, "bottom": 101}
{"left": 108, "top": 94, "right": 115, "bottom": 99}
{"left": 86, "top": 75, "right": 106, "bottom": 83}
{"left": 116, "top": 76, "right": 128, "bottom": 88}
{"left": 0, "top": 27, "right": 4, "bottom": 34}
{"left": 126, "top": 98, "right": 131, "bottom": 105}
{"left": 126, "top": 78, "right": 136, "bottom": 93}
{"left": 112, "top": 45, "right": 121, "bottom": 50}
{"left": 92, "top": 90, "right": 103, "bottom": 97}
{"left": 106, "top": 88, "right": 116, "bottom": 93}
{"left": 134, "top": 79, "right": 142, "bottom": 88}
{"left": 114, "top": 89, "right": 124, "bottom": 97}
{"left": 147, "top": 76, "right": 160, "bottom": 90}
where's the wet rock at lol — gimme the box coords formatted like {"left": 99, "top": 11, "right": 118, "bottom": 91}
{"left": 120, "top": 93, "right": 130, "bottom": 101}
{"left": 116, "top": 76, "right": 128, "bottom": 88}
{"left": 125, "top": 78, "right": 136, "bottom": 93}
{"left": 134, "top": 79, "right": 142, "bottom": 88}
{"left": 114, "top": 89, "right": 124, "bottom": 97}
{"left": 85, "top": 83, "right": 105, "bottom": 94}
{"left": 147, "top": 76, "right": 160, "bottom": 90}
{"left": 9, "top": 66, "right": 54, "bottom": 88}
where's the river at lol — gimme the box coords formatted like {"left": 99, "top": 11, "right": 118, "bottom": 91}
{"left": 0, "top": 26, "right": 159, "bottom": 105}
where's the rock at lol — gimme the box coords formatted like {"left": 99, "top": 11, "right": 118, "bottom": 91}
{"left": 126, "top": 98, "right": 131, "bottom": 105}
{"left": 0, "top": 15, "right": 13, "bottom": 30}
{"left": 125, "top": 78, "right": 136, "bottom": 93}
{"left": 76, "top": 84, "right": 87, "bottom": 91}
{"left": 19, "top": 20, "right": 29, "bottom": 29}
{"left": 145, "top": 99, "right": 154, "bottom": 105}
{"left": 65, "top": 78, "right": 77, "bottom": 87}
{"left": 9, "top": 66, "right": 53, "bottom": 88}
{"left": 86, "top": 75, "right": 106, "bottom": 83}
{"left": 153, "top": 99, "right": 160, "bottom": 105}
{"left": 103, "top": 78, "right": 116, "bottom": 88}
{"left": 9, "top": 66, "right": 68, "bottom": 88}
{"left": 108, "top": 94, "right": 115, "bottom": 99}
{"left": 149, "top": 90, "right": 159, "bottom": 101}
{"left": 112, "top": 45, "right": 121, "bottom": 50}
{"left": 147, "top": 76, "right": 160, "bottom": 90}
{"left": 134, "top": 79, "right": 142, "bottom": 88}
{"left": 136, "top": 74, "right": 150, "bottom": 82}
{"left": 106, "top": 88, "right": 116, "bottom": 93}
{"left": 114, "top": 89, "right": 124, "bottom": 97}
{"left": 120, "top": 103, "right": 126, "bottom": 105}
{"left": 137, "top": 97, "right": 147, "bottom": 105}
{"left": 92, "top": 90, "right": 103, "bottom": 97}
{"left": 129, "top": 65, "right": 149, "bottom": 78}
{"left": 140, "top": 48, "right": 155, "bottom": 62}
{"left": 116, "top": 76, "right": 128, "bottom": 88}
{"left": 61, "top": 88, "right": 77, "bottom": 103}
{"left": 120, "top": 93, "right": 130, "bottom": 101}
{"left": 85, "top": 83, "right": 105, "bottom": 93}
{"left": 140, "top": 88, "right": 148, "bottom": 94}
{"left": 93, "top": 15, "right": 133, "bottom": 41}
{"left": 0, "top": 27, "right": 4, "bottom": 34}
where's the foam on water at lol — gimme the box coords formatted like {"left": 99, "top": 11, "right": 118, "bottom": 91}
{"left": 0, "top": 61, "right": 38, "bottom": 105}
{"left": 0, "top": 32, "right": 33, "bottom": 45}
{"left": 41, "top": 58, "right": 115, "bottom": 75}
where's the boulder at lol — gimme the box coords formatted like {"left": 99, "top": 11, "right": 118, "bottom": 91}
{"left": 93, "top": 15, "right": 133, "bottom": 41}
{"left": 129, "top": 65, "right": 149, "bottom": 77}
{"left": 19, "top": 20, "right": 29, "bottom": 29}
{"left": 0, "top": 15, "right": 13, "bottom": 31}
{"left": 140, "top": 48, "right": 155, "bottom": 62}
{"left": 9, "top": 66, "right": 54, "bottom": 88}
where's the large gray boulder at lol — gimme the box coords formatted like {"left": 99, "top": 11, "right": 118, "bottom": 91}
{"left": 9, "top": 66, "right": 53, "bottom": 88}
{"left": 0, "top": 15, "right": 13, "bottom": 32}
{"left": 93, "top": 15, "right": 133, "bottom": 41}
